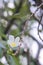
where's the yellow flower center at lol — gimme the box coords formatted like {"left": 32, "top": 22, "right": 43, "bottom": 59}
{"left": 10, "top": 42, "right": 16, "bottom": 47}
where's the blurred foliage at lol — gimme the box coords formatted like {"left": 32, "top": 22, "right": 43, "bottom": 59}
{"left": 0, "top": 62, "right": 4, "bottom": 65}
{"left": 11, "top": 29, "right": 20, "bottom": 37}
{"left": 0, "top": 0, "right": 40, "bottom": 65}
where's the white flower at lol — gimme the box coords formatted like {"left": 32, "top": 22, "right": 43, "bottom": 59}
{"left": 7, "top": 2, "right": 15, "bottom": 9}
{"left": 20, "top": 35, "right": 29, "bottom": 52}
{"left": 7, "top": 35, "right": 20, "bottom": 49}
{"left": 30, "top": 41, "right": 39, "bottom": 59}
{"left": 29, "top": 0, "right": 35, "bottom": 5}
{"left": 38, "top": 48, "right": 43, "bottom": 65}
{"left": 0, "top": 56, "right": 8, "bottom": 65}
{"left": 30, "top": 6, "right": 37, "bottom": 13}
{"left": 30, "top": 6, "right": 41, "bottom": 20}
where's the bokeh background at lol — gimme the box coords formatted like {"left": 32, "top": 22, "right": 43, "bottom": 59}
{"left": 0, "top": 0, "right": 43, "bottom": 65}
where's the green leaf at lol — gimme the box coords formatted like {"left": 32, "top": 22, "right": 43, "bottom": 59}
{"left": 6, "top": 0, "right": 30, "bottom": 20}
{"left": 0, "top": 62, "right": 4, "bottom": 65}
{"left": 0, "top": 43, "right": 6, "bottom": 49}
{"left": 12, "top": 55, "right": 21, "bottom": 65}
{"left": 0, "top": 41, "right": 8, "bottom": 50}
{"left": 6, "top": 53, "right": 21, "bottom": 65}
{"left": 30, "top": 62, "right": 35, "bottom": 65}
{"left": 11, "top": 29, "right": 20, "bottom": 37}
{"left": 6, "top": 55, "right": 15, "bottom": 65}
{"left": 0, "top": 48, "right": 3, "bottom": 58}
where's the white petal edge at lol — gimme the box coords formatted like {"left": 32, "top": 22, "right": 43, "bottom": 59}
{"left": 15, "top": 37, "right": 20, "bottom": 46}
{"left": 15, "top": 37, "right": 20, "bottom": 43}
{"left": 9, "top": 35, "right": 14, "bottom": 41}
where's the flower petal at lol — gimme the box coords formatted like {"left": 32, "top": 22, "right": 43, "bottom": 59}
{"left": 9, "top": 35, "right": 14, "bottom": 41}
{"left": 15, "top": 37, "right": 20, "bottom": 43}
{"left": 15, "top": 37, "right": 20, "bottom": 46}
{"left": 30, "top": 41, "right": 39, "bottom": 59}
{"left": 38, "top": 48, "right": 43, "bottom": 65}
{"left": 0, "top": 56, "right": 7, "bottom": 65}
{"left": 7, "top": 40, "right": 12, "bottom": 45}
